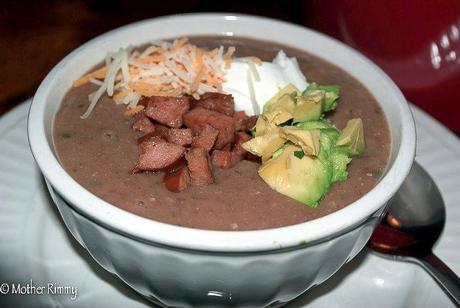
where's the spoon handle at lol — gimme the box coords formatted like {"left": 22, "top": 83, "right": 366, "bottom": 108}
{"left": 411, "top": 252, "right": 460, "bottom": 306}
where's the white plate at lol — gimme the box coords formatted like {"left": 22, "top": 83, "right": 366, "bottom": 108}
{"left": 0, "top": 100, "right": 459, "bottom": 308}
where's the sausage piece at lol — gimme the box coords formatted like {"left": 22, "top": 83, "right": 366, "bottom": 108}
{"left": 145, "top": 96, "right": 190, "bottom": 128}
{"left": 211, "top": 150, "right": 242, "bottom": 169}
{"left": 166, "top": 128, "right": 193, "bottom": 146}
{"left": 233, "top": 111, "right": 257, "bottom": 132}
{"left": 185, "top": 147, "right": 214, "bottom": 186}
{"left": 191, "top": 124, "right": 219, "bottom": 152}
{"left": 135, "top": 141, "right": 185, "bottom": 172}
{"left": 233, "top": 132, "right": 252, "bottom": 157}
{"left": 192, "top": 92, "right": 235, "bottom": 116}
{"left": 183, "top": 107, "right": 235, "bottom": 149}
{"left": 163, "top": 166, "right": 191, "bottom": 192}
{"left": 132, "top": 114, "right": 156, "bottom": 134}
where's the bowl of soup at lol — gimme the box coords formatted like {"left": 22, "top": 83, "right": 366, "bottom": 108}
{"left": 28, "top": 13, "right": 415, "bottom": 307}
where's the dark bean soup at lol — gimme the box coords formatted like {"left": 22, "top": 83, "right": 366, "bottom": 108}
{"left": 53, "top": 36, "right": 390, "bottom": 230}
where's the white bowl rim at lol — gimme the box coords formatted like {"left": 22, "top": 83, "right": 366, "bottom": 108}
{"left": 28, "top": 13, "right": 416, "bottom": 252}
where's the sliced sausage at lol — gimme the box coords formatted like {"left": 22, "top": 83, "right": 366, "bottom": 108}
{"left": 135, "top": 142, "right": 185, "bottom": 172}
{"left": 145, "top": 96, "right": 190, "bottom": 128}
{"left": 192, "top": 92, "right": 234, "bottom": 116}
{"left": 191, "top": 124, "right": 219, "bottom": 152}
{"left": 132, "top": 114, "right": 156, "bottom": 134}
{"left": 138, "top": 135, "right": 166, "bottom": 153}
{"left": 233, "top": 111, "right": 257, "bottom": 132}
{"left": 185, "top": 147, "right": 214, "bottom": 186}
{"left": 233, "top": 131, "right": 252, "bottom": 157}
{"left": 183, "top": 107, "right": 235, "bottom": 149}
{"left": 163, "top": 166, "right": 191, "bottom": 192}
{"left": 232, "top": 111, "right": 247, "bottom": 131}
{"left": 136, "top": 124, "right": 170, "bottom": 144}
{"left": 211, "top": 150, "right": 242, "bottom": 169}
{"left": 241, "top": 115, "right": 258, "bottom": 132}
{"left": 166, "top": 128, "right": 193, "bottom": 146}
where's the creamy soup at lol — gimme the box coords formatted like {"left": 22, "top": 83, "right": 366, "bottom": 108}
{"left": 53, "top": 36, "right": 390, "bottom": 230}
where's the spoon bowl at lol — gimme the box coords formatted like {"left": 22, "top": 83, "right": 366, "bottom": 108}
{"left": 368, "top": 161, "right": 460, "bottom": 305}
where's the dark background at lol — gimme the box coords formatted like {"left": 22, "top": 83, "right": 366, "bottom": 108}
{"left": 2, "top": 0, "right": 460, "bottom": 134}
{"left": 0, "top": 0, "right": 307, "bottom": 114}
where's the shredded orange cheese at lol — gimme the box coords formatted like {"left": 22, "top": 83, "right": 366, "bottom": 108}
{"left": 75, "top": 38, "right": 237, "bottom": 119}
{"left": 73, "top": 67, "right": 108, "bottom": 87}
{"left": 124, "top": 105, "right": 145, "bottom": 116}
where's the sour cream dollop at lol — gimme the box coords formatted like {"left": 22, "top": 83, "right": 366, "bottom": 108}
{"left": 222, "top": 50, "right": 308, "bottom": 115}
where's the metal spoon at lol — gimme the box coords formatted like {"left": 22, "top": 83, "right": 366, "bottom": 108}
{"left": 368, "top": 161, "right": 460, "bottom": 306}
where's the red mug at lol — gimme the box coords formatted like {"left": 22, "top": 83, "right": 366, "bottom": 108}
{"left": 305, "top": 0, "right": 460, "bottom": 133}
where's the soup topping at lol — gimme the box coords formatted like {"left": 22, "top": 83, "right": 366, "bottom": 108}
{"left": 131, "top": 93, "right": 257, "bottom": 193}
{"left": 243, "top": 83, "right": 365, "bottom": 206}
{"left": 73, "top": 37, "right": 307, "bottom": 118}
{"left": 74, "top": 37, "right": 236, "bottom": 118}
{"left": 71, "top": 37, "right": 366, "bottom": 208}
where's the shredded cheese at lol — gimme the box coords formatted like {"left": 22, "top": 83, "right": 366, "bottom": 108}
{"left": 124, "top": 105, "right": 144, "bottom": 116}
{"left": 75, "top": 38, "right": 237, "bottom": 119}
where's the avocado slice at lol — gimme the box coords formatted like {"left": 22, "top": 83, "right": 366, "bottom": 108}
{"left": 329, "top": 150, "right": 351, "bottom": 182}
{"left": 295, "top": 119, "right": 336, "bottom": 130}
{"left": 276, "top": 93, "right": 297, "bottom": 114}
{"left": 263, "top": 84, "right": 300, "bottom": 113}
{"left": 293, "top": 91, "right": 325, "bottom": 123}
{"left": 294, "top": 120, "right": 352, "bottom": 182}
{"left": 312, "top": 127, "right": 352, "bottom": 183}
{"left": 263, "top": 108, "right": 293, "bottom": 126}
{"left": 303, "top": 83, "right": 340, "bottom": 112}
{"left": 242, "top": 128, "right": 286, "bottom": 161}
{"left": 254, "top": 116, "right": 270, "bottom": 137}
{"left": 248, "top": 80, "right": 357, "bottom": 207}
{"left": 336, "top": 118, "right": 365, "bottom": 157}
{"left": 280, "top": 127, "right": 321, "bottom": 156}
{"left": 258, "top": 145, "right": 329, "bottom": 207}
{"left": 262, "top": 92, "right": 297, "bottom": 125}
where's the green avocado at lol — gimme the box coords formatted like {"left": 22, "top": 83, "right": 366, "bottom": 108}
{"left": 336, "top": 118, "right": 365, "bottom": 157}
{"left": 275, "top": 93, "right": 297, "bottom": 114}
{"left": 316, "top": 127, "right": 351, "bottom": 183}
{"left": 303, "top": 83, "right": 340, "bottom": 112}
{"left": 295, "top": 119, "right": 336, "bottom": 130}
{"left": 280, "top": 127, "right": 321, "bottom": 156}
{"left": 263, "top": 84, "right": 300, "bottom": 113}
{"left": 254, "top": 116, "right": 268, "bottom": 137}
{"left": 263, "top": 107, "right": 293, "bottom": 126}
{"left": 293, "top": 91, "right": 325, "bottom": 123}
{"left": 329, "top": 150, "right": 351, "bottom": 182}
{"left": 295, "top": 123, "right": 351, "bottom": 183}
{"left": 242, "top": 128, "right": 286, "bottom": 162}
{"left": 258, "top": 145, "right": 329, "bottom": 207}
{"left": 248, "top": 81, "right": 361, "bottom": 207}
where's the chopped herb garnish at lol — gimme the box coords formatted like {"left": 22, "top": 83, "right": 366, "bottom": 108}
{"left": 294, "top": 150, "right": 305, "bottom": 159}
{"left": 60, "top": 132, "right": 72, "bottom": 139}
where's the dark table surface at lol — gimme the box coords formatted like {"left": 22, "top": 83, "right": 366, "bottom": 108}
{"left": 2, "top": 0, "right": 459, "bottom": 137}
